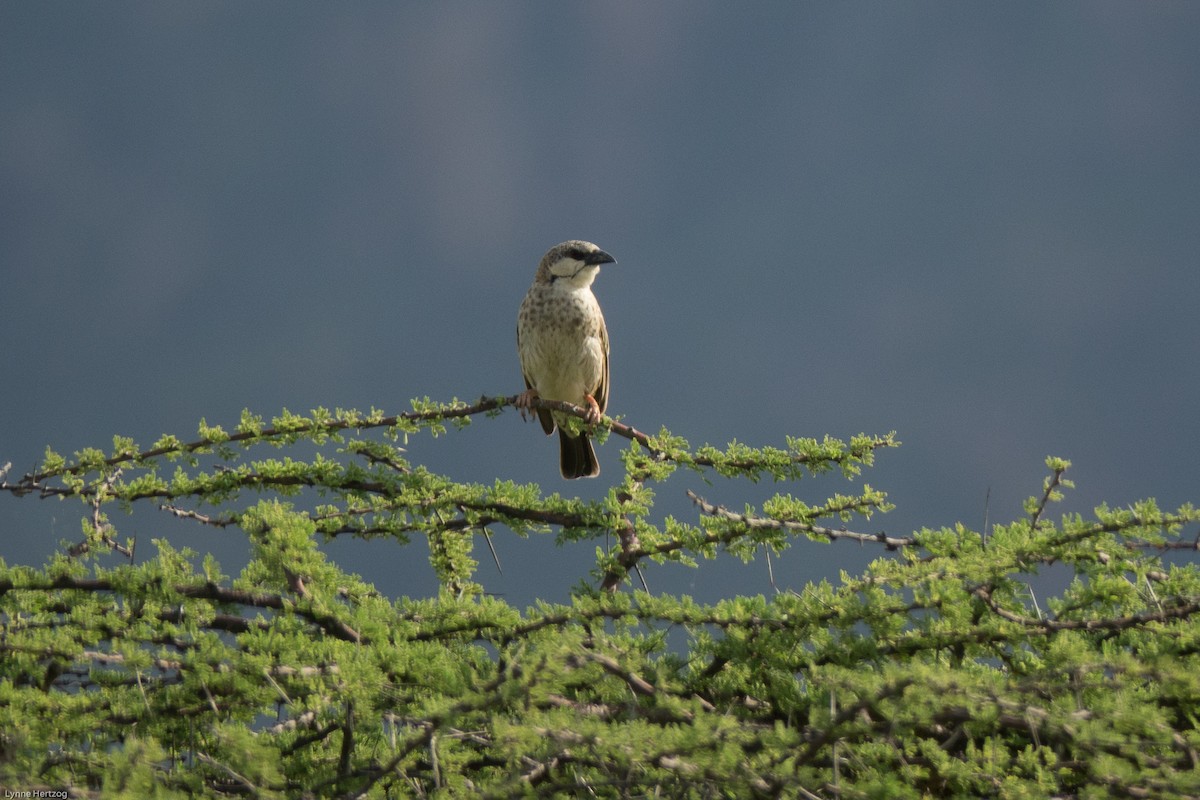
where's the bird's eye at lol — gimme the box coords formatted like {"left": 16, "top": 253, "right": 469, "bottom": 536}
{"left": 568, "top": 248, "right": 585, "bottom": 260}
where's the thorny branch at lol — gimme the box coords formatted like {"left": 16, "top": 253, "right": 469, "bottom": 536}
{"left": 0, "top": 574, "right": 362, "bottom": 643}
{"left": 687, "top": 489, "right": 912, "bottom": 549}
{"left": 974, "top": 586, "right": 1200, "bottom": 633}
{"left": 1, "top": 398, "right": 897, "bottom": 595}
{"left": 0, "top": 394, "right": 895, "bottom": 496}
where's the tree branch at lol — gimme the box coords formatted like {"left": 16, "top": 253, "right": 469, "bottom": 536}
{"left": 687, "top": 489, "right": 914, "bottom": 549}
{"left": 974, "top": 586, "right": 1200, "bottom": 632}
{"left": 0, "top": 575, "right": 362, "bottom": 643}
{"left": 1, "top": 395, "right": 896, "bottom": 495}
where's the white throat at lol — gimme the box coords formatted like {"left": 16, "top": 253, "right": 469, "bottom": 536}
{"left": 552, "top": 263, "right": 600, "bottom": 290}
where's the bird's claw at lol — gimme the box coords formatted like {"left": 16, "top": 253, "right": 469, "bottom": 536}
{"left": 583, "top": 394, "right": 602, "bottom": 425}
{"left": 514, "top": 389, "right": 539, "bottom": 422}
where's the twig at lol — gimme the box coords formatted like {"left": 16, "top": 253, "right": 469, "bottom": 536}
{"left": 160, "top": 504, "right": 235, "bottom": 527}
{"left": 687, "top": 490, "right": 914, "bottom": 549}
{"left": 1030, "top": 464, "right": 1066, "bottom": 529}
{"left": 572, "top": 651, "right": 658, "bottom": 699}
{"left": 195, "top": 752, "right": 261, "bottom": 796}
{"left": 973, "top": 586, "right": 1200, "bottom": 632}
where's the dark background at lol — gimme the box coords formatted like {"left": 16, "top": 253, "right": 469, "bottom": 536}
{"left": 3, "top": 3, "right": 1198, "bottom": 606}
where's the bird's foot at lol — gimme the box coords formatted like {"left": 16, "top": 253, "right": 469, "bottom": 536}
{"left": 582, "top": 394, "right": 602, "bottom": 425}
{"left": 514, "top": 388, "right": 539, "bottom": 421}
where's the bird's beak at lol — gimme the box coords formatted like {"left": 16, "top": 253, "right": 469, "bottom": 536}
{"left": 585, "top": 250, "right": 617, "bottom": 266}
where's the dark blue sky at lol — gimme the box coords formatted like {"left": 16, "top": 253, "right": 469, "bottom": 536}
{"left": 3, "top": 3, "right": 1198, "bottom": 605}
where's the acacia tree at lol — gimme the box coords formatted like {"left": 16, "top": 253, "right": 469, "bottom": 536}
{"left": 1, "top": 396, "right": 1198, "bottom": 799}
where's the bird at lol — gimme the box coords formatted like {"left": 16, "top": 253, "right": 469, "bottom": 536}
{"left": 515, "top": 240, "right": 616, "bottom": 479}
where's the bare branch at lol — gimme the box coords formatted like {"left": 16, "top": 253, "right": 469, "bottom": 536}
{"left": 160, "top": 504, "right": 236, "bottom": 527}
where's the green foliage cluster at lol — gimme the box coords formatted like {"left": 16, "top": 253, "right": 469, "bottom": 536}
{"left": 1, "top": 397, "right": 1198, "bottom": 798}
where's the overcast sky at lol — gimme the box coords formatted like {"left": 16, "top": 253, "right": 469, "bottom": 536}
{"left": 2, "top": 3, "right": 1198, "bottom": 606}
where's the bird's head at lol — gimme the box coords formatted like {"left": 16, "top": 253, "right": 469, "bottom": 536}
{"left": 535, "top": 240, "right": 616, "bottom": 287}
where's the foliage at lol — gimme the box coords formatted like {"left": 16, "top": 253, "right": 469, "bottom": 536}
{"left": 1, "top": 396, "right": 1198, "bottom": 799}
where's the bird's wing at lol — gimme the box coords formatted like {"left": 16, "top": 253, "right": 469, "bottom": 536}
{"left": 594, "top": 315, "right": 610, "bottom": 416}
{"left": 518, "top": 322, "right": 557, "bottom": 435}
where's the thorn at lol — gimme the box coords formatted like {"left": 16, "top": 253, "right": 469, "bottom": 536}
{"left": 484, "top": 528, "right": 503, "bottom": 575}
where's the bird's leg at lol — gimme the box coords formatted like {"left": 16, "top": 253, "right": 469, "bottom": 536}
{"left": 514, "top": 388, "right": 539, "bottom": 422}
{"left": 582, "top": 394, "right": 602, "bottom": 425}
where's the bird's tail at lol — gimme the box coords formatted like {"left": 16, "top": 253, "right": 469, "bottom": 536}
{"left": 558, "top": 430, "right": 599, "bottom": 479}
